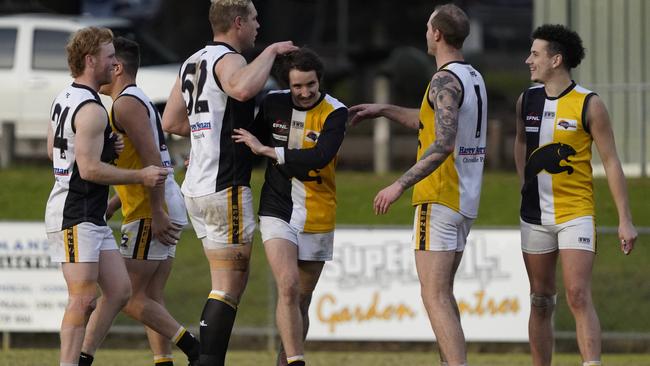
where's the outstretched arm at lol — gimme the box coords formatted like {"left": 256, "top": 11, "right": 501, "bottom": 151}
{"left": 374, "top": 71, "right": 462, "bottom": 215}
{"left": 588, "top": 95, "right": 637, "bottom": 254}
{"left": 348, "top": 103, "right": 420, "bottom": 130}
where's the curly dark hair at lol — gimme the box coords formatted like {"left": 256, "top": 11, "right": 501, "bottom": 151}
{"left": 532, "top": 24, "right": 585, "bottom": 70}
{"left": 272, "top": 48, "right": 324, "bottom": 89}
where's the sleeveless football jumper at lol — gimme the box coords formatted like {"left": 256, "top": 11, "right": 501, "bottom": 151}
{"left": 412, "top": 61, "right": 488, "bottom": 219}
{"left": 45, "top": 83, "right": 114, "bottom": 232}
{"left": 520, "top": 81, "right": 596, "bottom": 225}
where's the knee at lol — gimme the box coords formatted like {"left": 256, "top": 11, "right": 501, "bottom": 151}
{"left": 108, "top": 282, "right": 131, "bottom": 308}
{"left": 64, "top": 294, "right": 97, "bottom": 326}
{"left": 122, "top": 294, "right": 147, "bottom": 320}
{"left": 530, "top": 293, "right": 556, "bottom": 316}
{"left": 67, "top": 294, "right": 97, "bottom": 318}
{"left": 565, "top": 286, "right": 591, "bottom": 311}
{"left": 277, "top": 280, "right": 300, "bottom": 304}
{"left": 420, "top": 287, "right": 451, "bottom": 306}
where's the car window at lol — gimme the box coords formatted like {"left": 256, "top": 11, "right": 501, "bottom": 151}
{"left": 0, "top": 27, "right": 18, "bottom": 69}
{"left": 33, "top": 29, "right": 70, "bottom": 71}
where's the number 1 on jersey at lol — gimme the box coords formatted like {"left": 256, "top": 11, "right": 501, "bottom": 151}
{"left": 473, "top": 84, "right": 483, "bottom": 138}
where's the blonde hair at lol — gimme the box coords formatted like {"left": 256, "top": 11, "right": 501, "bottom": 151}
{"left": 209, "top": 0, "right": 252, "bottom": 34}
{"left": 66, "top": 27, "right": 113, "bottom": 77}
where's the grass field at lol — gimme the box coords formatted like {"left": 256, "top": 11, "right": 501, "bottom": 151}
{"left": 2, "top": 349, "right": 650, "bottom": 366}
{"left": 1, "top": 165, "right": 649, "bottom": 363}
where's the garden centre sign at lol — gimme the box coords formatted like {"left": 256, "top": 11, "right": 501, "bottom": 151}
{"left": 308, "top": 228, "right": 529, "bottom": 342}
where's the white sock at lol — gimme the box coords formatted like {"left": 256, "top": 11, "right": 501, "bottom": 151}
{"left": 583, "top": 362, "right": 601, "bottom": 366}
{"left": 287, "top": 354, "right": 305, "bottom": 364}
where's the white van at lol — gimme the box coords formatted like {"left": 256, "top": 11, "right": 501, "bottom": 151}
{"left": 0, "top": 14, "right": 179, "bottom": 141}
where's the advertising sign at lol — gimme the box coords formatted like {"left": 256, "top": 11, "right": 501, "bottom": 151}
{"left": 308, "top": 228, "right": 529, "bottom": 341}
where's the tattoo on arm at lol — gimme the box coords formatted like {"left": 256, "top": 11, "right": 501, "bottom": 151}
{"left": 397, "top": 72, "right": 461, "bottom": 189}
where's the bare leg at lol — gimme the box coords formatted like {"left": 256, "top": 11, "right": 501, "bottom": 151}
{"left": 265, "top": 239, "right": 304, "bottom": 360}
{"left": 143, "top": 258, "right": 174, "bottom": 359}
{"left": 523, "top": 250, "right": 558, "bottom": 366}
{"left": 276, "top": 260, "right": 325, "bottom": 366}
{"left": 59, "top": 262, "right": 99, "bottom": 364}
{"left": 81, "top": 250, "right": 132, "bottom": 356}
{"left": 120, "top": 259, "right": 181, "bottom": 338}
{"left": 560, "top": 249, "right": 600, "bottom": 363}
{"left": 415, "top": 250, "right": 466, "bottom": 366}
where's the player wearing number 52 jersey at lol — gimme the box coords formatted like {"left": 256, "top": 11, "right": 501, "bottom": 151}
{"left": 162, "top": 1, "right": 297, "bottom": 364}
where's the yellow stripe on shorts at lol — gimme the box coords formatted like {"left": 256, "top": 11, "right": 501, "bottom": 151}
{"left": 134, "top": 219, "right": 152, "bottom": 260}
{"left": 228, "top": 187, "right": 242, "bottom": 244}
{"left": 415, "top": 204, "right": 430, "bottom": 251}
{"left": 64, "top": 226, "right": 79, "bottom": 262}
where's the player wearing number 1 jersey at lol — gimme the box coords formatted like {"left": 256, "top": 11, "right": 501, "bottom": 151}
{"left": 162, "top": 1, "right": 297, "bottom": 365}
{"left": 45, "top": 27, "right": 168, "bottom": 366}
{"left": 348, "top": 5, "right": 485, "bottom": 366}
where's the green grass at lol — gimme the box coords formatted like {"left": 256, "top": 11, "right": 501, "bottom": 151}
{"left": 1, "top": 166, "right": 649, "bottom": 332}
{"left": 2, "top": 349, "right": 650, "bottom": 366}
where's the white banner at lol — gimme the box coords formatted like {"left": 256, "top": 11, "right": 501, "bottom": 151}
{"left": 0, "top": 222, "right": 66, "bottom": 332}
{"left": 308, "top": 228, "right": 530, "bottom": 342}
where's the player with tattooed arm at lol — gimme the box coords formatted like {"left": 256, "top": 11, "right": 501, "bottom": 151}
{"left": 348, "top": 5, "right": 486, "bottom": 366}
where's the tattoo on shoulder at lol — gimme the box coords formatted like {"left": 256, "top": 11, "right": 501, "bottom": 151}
{"left": 395, "top": 73, "right": 461, "bottom": 189}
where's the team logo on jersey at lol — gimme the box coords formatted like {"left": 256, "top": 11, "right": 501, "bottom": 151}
{"left": 543, "top": 111, "right": 556, "bottom": 119}
{"left": 525, "top": 142, "right": 576, "bottom": 180}
{"left": 305, "top": 130, "right": 319, "bottom": 143}
{"left": 526, "top": 114, "right": 541, "bottom": 122}
{"left": 272, "top": 120, "right": 289, "bottom": 141}
{"left": 556, "top": 119, "right": 577, "bottom": 131}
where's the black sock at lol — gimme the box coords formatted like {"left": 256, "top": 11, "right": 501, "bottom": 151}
{"left": 78, "top": 352, "right": 94, "bottom": 366}
{"left": 288, "top": 361, "right": 305, "bottom": 366}
{"left": 174, "top": 328, "right": 200, "bottom": 361}
{"left": 154, "top": 361, "right": 174, "bottom": 366}
{"left": 199, "top": 297, "right": 237, "bottom": 366}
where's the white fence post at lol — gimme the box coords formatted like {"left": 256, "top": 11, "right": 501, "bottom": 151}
{"left": 373, "top": 76, "right": 391, "bottom": 174}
